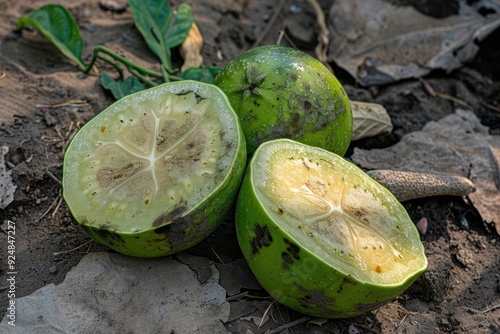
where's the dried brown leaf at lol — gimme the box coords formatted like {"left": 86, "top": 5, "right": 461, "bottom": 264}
{"left": 351, "top": 100, "right": 393, "bottom": 141}
{"left": 180, "top": 22, "right": 203, "bottom": 72}
{"left": 328, "top": 0, "right": 500, "bottom": 86}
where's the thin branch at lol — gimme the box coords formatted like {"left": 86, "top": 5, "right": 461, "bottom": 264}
{"left": 482, "top": 304, "right": 500, "bottom": 313}
{"left": 341, "top": 320, "right": 381, "bottom": 334}
{"left": 51, "top": 196, "right": 63, "bottom": 218}
{"left": 252, "top": 0, "right": 286, "bottom": 48}
{"left": 45, "top": 169, "right": 62, "bottom": 185}
{"left": 265, "top": 316, "right": 312, "bottom": 334}
{"left": 479, "top": 99, "right": 500, "bottom": 113}
{"left": 257, "top": 301, "right": 275, "bottom": 331}
{"left": 37, "top": 196, "right": 60, "bottom": 222}
{"left": 306, "top": 0, "right": 333, "bottom": 72}
{"left": 53, "top": 240, "right": 94, "bottom": 256}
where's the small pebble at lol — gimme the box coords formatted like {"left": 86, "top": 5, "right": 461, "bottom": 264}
{"left": 456, "top": 249, "right": 474, "bottom": 267}
{"left": 49, "top": 266, "right": 58, "bottom": 274}
{"left": 416, "top": 217, "right": 428, "bottom": 235}
{"left": 348, "top": 324, "right": 360, "bottom": 334}
{"left": 44, "top": 113, "right": 57, "bottom": 126}
{"left": 99, "top": 0, "right": 127, "bottom": 13}
{"left": 83, "top": 7, "right": 91, "bottom": 17}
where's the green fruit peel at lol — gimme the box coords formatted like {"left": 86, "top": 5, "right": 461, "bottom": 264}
{"left": 214, "top": 45, "right": 352, "bottom": 156}
{"left": 63, "top": 81, "right": 246, "bottom": 258}
{"left": 236, "top": 139, "right": 427, "bottom": 318}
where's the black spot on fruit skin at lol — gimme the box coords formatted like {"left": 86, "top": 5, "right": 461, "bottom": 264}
{"left": 96, "top": 229, "right": 125, "bottom": 245}
{"left": 355, "top": 300, "right": 388, "bottom": 313}
{"left": 79, "top": 219, "right": 125, "bottom": 246}
{"left": 283, "top": 238, "right": 301, "bottom": 260}
{"left": 252, "top": 224, "right": 273, "bottom": 254}
{"left": 294, "top": 283, "right": 340, "bottom": 317}
{"left": 287, "top": 245, "right": 300, "bottom": 260}
{"left": 152, "top": 206, "right": 188, "bottom": 228}
{"left": 282, "top": 252, "right": 293, "bottom": 263}
{"left": 153, "top": 206, "right": 209, "bottom": 254}
{"left": 175, "top": 90, "right": 205, "bottom": 103}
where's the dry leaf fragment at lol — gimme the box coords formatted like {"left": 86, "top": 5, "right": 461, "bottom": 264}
{"left": 0, "top": 146, "right": 16, "bottom": 209}
{"left": 308, "top": 318, "right": 329, "bottom": 327}
{"left": 180, "top": 23, "right": 204, "bottom": 72}
{"left": 328, "top": 0, "right": 500, "bottom": 86}
{"left": 351, "top": 100, "right": 393, "bottom": 141}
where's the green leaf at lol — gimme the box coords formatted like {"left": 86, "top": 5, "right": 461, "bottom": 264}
{"left": 180, "top": 66, "right": 222, "bottom": 83}
{"left": 17, "top": 4, "right": 86, "bottom": 70}
{"left": 127, "top": 0, "right": 194, "bottom": 73}
{"left": 101, "top": 73, "right": 146, "bottom": 100}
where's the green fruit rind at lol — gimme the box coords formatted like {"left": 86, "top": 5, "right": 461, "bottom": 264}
{"left": 214, "top": 45, "right": 352, "bottom": 156}
{"left": 63, "top": 81, "right": 246, "bottom": 258}
{"left": 235, "top": 139, "right": 427, "bottom": 318}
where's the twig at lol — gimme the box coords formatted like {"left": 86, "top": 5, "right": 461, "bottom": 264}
{"left": 86, "top": 240, "right": 94, "bottom": 253}
{"left": 257, "top": 301, "right": 275, "bottom": 331}
{"left": 51, "top": 195, "right": 63, "bottom": 218}
{"left": 35, "top": 99, "right": 88, "bottom": 108}
{"left": 226, "top": 291, "right": 273, "bottom": 302}
{"left": 306, "top": 0, "right": 333, "bottom": 72}
{"left": 54, "top": 124, "right": 66, "bottom": 146}
{"left": 277, "top": 30, "right": 299, "bottom": 50}
{"left": 252, "top": 0, "right": 286, "bottom": 48}
{"left": 266, "top": 316, "right": 312, "bottom": 334}
{"left": 420, "top": 78, "right": 473, "bottom": 110}
{"left": 65, "top": 121, "right": 75, "bottom": 138}
{"left": 276, "top": 30, "right": 285, "bottom": 46}
{"left": 396, "top": 313, "right": 409, "bottom": 329}
{"left": 37, "top": 196, "right": 60, "bottom": 222}
{"left": 45, "top": 169, "right": 62, "bottom": 185}
{"left": 341, "top": 320, "right": 381, "bottom": 334}
{"left": 482, "top": 304, "right": 500, "bottom": 313}
{"left": 386, "top": 303, "right": 420, "bottom": 315}
{"left": 226, "top": 291, "right": 249, "bottom": 302}
{"left": 211, "top": 248, "right": 224, "bottom": 264}
{"left": 53, "top": 239, "right": 94, "bottom": 256}
{"left": 15, "top": 135, "right": 31, "bottom": 148}
{"left": 479, "top": 99, "right": 500, "bottom": 113}
{"left": 40, "top": 135, "right": 63, "bottom": 143}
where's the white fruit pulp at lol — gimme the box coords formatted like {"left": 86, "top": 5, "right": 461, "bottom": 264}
{"left": 64, "top": 88, "right": 239, "bottom": 232}
{"left": 252, "top": 140, "right": 427, "bottom": 285}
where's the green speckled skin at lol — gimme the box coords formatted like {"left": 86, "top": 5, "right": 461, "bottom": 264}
{"left": 214, "top": 45, "right": 352, "bottom": 156}
{"left": 235, "top": 141, "right": 427, "bottom": 318}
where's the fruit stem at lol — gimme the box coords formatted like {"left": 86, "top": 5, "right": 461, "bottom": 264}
{"left": 84, "top": 46, "right": 160, "bottom": 77}
{"left": 129, "top": 67, "right": 157, "bottom": 88}
{"left": 84, "top": 46, "right": 183, "bottom": 86}
{"left": 95, "top": 54, "right": 124, "bottom": 79}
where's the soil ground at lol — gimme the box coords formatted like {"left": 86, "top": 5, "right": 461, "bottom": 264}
{"left": 1, "top": 0, "right": 499, "bottom": 333}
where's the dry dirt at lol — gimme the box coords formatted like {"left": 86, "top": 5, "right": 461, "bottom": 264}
{"left": 1, "top": 0, "right": 499, "bottom": 333}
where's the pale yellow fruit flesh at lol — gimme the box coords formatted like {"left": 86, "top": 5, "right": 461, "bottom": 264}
{"left": 66, "top": 90, "right": 237, "bottom": 232}
{"left": 253, "top": 140, "right": 426, "bottom": 285}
